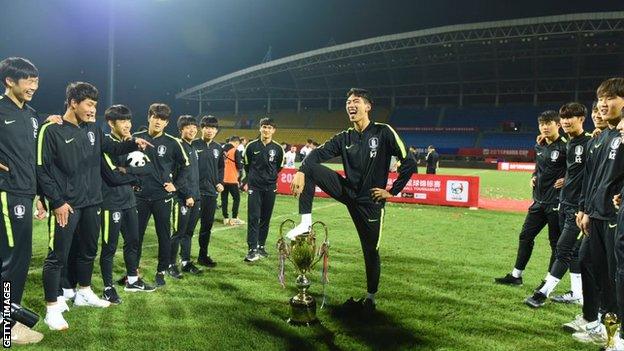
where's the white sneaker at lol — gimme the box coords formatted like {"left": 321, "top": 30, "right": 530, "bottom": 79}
{"left": 230, "top": 218, "right": 245, "bottom": 225}
{"left": 74, "top": 288, "right": 111, "bottom": 308}
{"left": 551, "top": 291, "right": 583, "bottom": 305}
{"left": 223, "top": 218, "right": 230, "bottom": 225}
{"left": 11, "top": 322, "right": 44, "bottom": 344}
{"left": 44, "top": 307, "right": 69, "bottom": 331}
{"left": 286, "top": 222, "right": 311, "bottom": 240}
{"left": 57, "top": 296, "right": 70, "bottom": 313}
{"left": 563, "top": 314, "right": 590, "bottom": 333}
{"left": 572, "top": 322, "right": 607, "bottom": 345}
{"left": 63, "top": 288, "right": 76, "bottom": 301}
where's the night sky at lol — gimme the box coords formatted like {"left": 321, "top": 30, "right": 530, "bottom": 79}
{"left": 1, "top": 0, "right": 622, "bottom": 118}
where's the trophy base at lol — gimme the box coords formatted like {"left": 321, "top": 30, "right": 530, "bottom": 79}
{"left": 287, "top": 295, "right": 318, "bottom": 326}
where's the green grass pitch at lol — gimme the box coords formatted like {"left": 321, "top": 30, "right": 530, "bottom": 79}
{"left": 16, "top": 167, "right": 593, "bottom": 350}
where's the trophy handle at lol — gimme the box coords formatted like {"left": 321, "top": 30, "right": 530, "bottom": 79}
{"left": 310, "top": 221, "right": 329, "bottom": 268}
{"left": 279, "top": 219, "right": 296, "bottom": 239}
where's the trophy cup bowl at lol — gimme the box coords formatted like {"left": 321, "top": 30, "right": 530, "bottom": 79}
{"left": 277, "top": 219, "right": 329, "bottom": 326}
{"left": 605, "top": 312, "right": 619, "bottom": 349}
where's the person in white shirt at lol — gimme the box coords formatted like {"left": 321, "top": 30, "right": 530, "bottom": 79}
{"left": 284, "top": 146, "right": 297, "bottom": 169}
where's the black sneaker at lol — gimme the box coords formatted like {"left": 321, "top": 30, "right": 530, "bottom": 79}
{"left": 197, "top": 256, "right": 217, "bottom": 268}
{"left": 116, "top": 275, "right": 128, "bottom": 286}
{"left": 167, "top": 264, "right": 183, "bottom": 279}
{"left": 362, "top": 298, "right": 376, "bottom": 316}
{"left": 533, "top": 280, "right": 546, "bottom": 293}
{"left": 342, "top": 297, "right": 363, "bottom": 310}
{"left": 257, "top": 246, "right": 268, "bottom": 258}
{"left": 244, "top": 249, "right": 260, "bottom": 262}
{"left": 155, "top": 272, "right": 166, "bottom": 287}
{"left": 181, "top": 262, "right": 202, "bottom": 275}
{"left": 125, "top": 278, "right": 157, "bottom": 292}
{"left": 103, "top": 286, "right": 122, "bottom": 304}
{"left": 494, "top": 273, "right": 523, "bottom": 286}
{"left": 525, "top": 291, "right": 547, "bottom": 308}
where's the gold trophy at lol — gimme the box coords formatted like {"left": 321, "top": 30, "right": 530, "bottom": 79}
{"left": 605, "top": 313, "right": 619, "bottom": 349}
{"left": 277, "top": 219, "right": 329, "bottom": 326}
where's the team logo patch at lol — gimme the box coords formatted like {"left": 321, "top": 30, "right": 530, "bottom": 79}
{"left": 611, "top": 137, "right": 622, "bottom": 149}
{"left": 550, "top": 150, "right": 560, "bottom": 162}
{"left": 369, "top": 137, "right": 379, "bottom": 149}
{"left": 269, "top": 149, "right": 276, "bottom": 162}
{"left": 158, "top": 145, "right": 167, "bottom": 157}
{"left": 31, "top": 118, "right": 38, "bottom": 138}
{"left": 574, "top": 145, "right": 583, "bottom": 156}
{"left": 13, "top": 205, "right": 25, "bottom": 219}
{"left": 112, "top": 211, "right": 121, "bottom": 223}
{"left": 181, "top": 206, "right": 188, "bottom": 216}
{"left": 213, "top": 149, "right": 220, "bottom": 158}
{"left": 87, "top": 131, "right": 96, "bottom": 146}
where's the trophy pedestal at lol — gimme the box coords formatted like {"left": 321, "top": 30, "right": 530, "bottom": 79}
{"left": 287, "top": 294, "right": 318, "bottom": 326}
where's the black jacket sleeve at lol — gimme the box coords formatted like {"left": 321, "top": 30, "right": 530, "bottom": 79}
{"left": 101, "top": 153, "right": 140, "bottom": 187}
{"left": 100, "top": 129, "right": 138, "bottom": 156}
{"left": 36, "top": 126, "right": 65, "bottom": 209}
{"left": 172, "top": 139, "right": 191, "bottom": 199}
{"left": 384, "top": 126, "right": 417, "bottom": 195}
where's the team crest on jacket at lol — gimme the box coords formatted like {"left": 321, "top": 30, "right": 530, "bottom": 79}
{"left": 574, "top": 145, "right": 584, "bottom": 163}
{"left": 112, "top": 211, "right": 121, "bottom": 223}
{"left": 213, "top": 149, "right": 220, "bottom": 158}
{"left": 609, "top": 137, "right": 621, "bottom": 160}
{"left": 87, "top": 131, "right": 96, "bottom": 146}
{"left": 369, "top": 137, "right": 379, "bottom": 158}
{"left": 14, "top": 204, "right": 25, "bottom": 219}
{"left": 269, "top": 149, "right": 276, "bottom": 162}
{"left": 31, "top": 118, "right": 38, "bottom": 138}
{"left": 181, "top": 206, "right": 188, "bottom": 216}
{"left": 158, "top": 145, "right": 167, "bottom": 157}
{"left": 550, "top": 150, "right": 559, "bottom": 162}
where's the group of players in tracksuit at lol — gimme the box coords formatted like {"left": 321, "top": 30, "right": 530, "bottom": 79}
{"left": 0, "top": 57, "right": 417, "bottom": 344}
{"left": 495, "top": 78, "right": 624, "bottom": 350}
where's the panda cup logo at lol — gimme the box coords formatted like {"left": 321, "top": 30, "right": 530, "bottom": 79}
{"left": 127, "top": 151, "right": 147, "bottom": 168}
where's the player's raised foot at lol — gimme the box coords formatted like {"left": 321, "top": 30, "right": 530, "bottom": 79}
{"left": 494, "top": 273, "right": 522, "bottom": 286}
{"left": 10, "top": 322, "right": 44, "bottom": 344}
{"left": 155, "top": 272, "right": 166, "bottom": 287}
{"left": 244, "top": 249, "right": 260, "bottom": 262}
{"left": 286, "top": 222, "right": 310, "bottom": 241}
{"left": 572, "top": 321, "right": 606, "bottom": 345}
{"left": 197, "top": 256, "right": 217, "bottom": 268}
{"left": 181, "top": 262, "right": 202, "bottom": 275}
{"left": 125, "top": 278, "right": 156, "bottom": 292}
{"left": 116, "top": 275, "right": 128, "bottom": 286}
{"left": 167, "top": 264, "right": 183, "bottom": 279}
{"left": 551, "top": 291, "right": 583, "bottom": 305}
{"left": 257, "top": 246, "right": 269, "bottom": 258}
{"left": 524, "top": 291, "right": 547, "bottom": 308}
{"left": 103, "top": 286, "right": 122, "bottom": 305}
{"left": 74, "top": 287, "right": 111, "bottom": 308}
{"left": 533, "top": 280, "right": 546, "bottom": 293}
{"left": 563, "top": 314, "right": 590, "bottom": 333}
{"left": 44, "top": 307, "right": 69, "bottom": 331}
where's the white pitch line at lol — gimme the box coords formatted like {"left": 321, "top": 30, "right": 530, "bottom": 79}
{"left": 27, "top": 202, "right": 340, "bottom": 275}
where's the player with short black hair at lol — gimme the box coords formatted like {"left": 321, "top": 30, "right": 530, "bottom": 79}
{"left": 99, "top": 105, "right": 156, "bottom": 304}
{"left": 169, "top": 115, "right": 203, "bottom": 275}
{"left": 193, "top": 116, "right": 224, "bottom": 267}
{"left": 38, "top": 82, "right": 150, "bottom": 330}
{"left": 243, "top": 118, "right": 284, "bottom": 262}
{"left": 133, "top": 103, "right": 190, "bottom": 287}
{"left": 0, "top": 56, "right": 48, "bottom": 343}
{"left": 495, "top": 111, "right": 566, "bottom": 287}
{"left": 290, "top": 88, "right": 416, "bottom": 313}
{"left": 524, "top": 103, "right": 590, "bottom": 308}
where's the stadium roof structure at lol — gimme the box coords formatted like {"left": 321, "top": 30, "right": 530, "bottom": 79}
{"left": 177, "top": 12, "right": 624, "bottom": 112}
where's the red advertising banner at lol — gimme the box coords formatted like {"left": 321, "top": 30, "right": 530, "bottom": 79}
{"left": 276, "top": 169, "right": 480, "bottom": 208}
{"left": 497, "top": 162, "right": 536, "bottom": 172}
{"left": 396, "top": 127, "right": 478, "bottom": 132}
